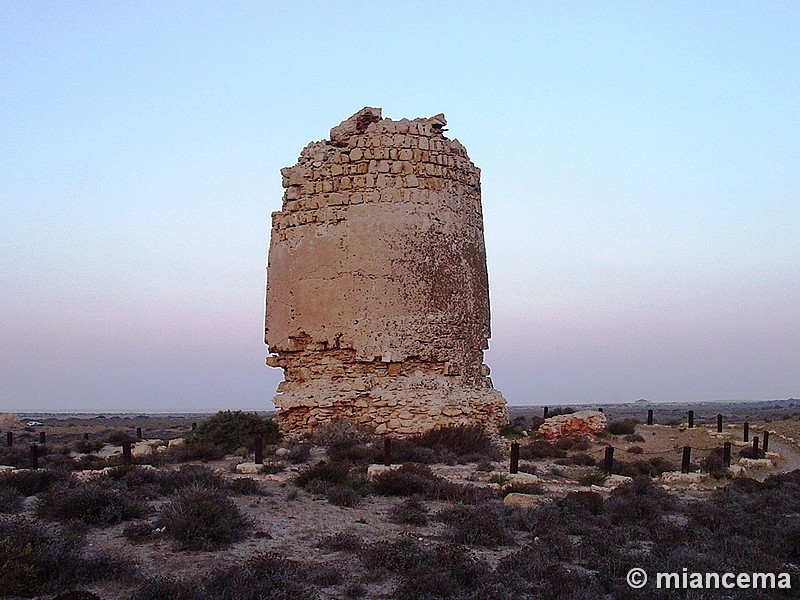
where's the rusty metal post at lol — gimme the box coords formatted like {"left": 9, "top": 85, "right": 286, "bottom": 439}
{"left": 543, "top": 406, "right": 549, "bottom": 419}
{"left": 39, "top": 431, "right": 46, "bottom": 445}
{"left": 383, "top": 437, "right": 392, "bottom": 466}
{"left": 753, "top": 436, "right": 759, "bottom": 452}
{"left": 136, "top": 427, "right": 142, "bottom": 440}
{"left": 688, "top": 410, "right": 694, "bottom": 428}
{"left": 763, "top": 430, "right": 769, "bottom": 453}
{"left": 743, "top": 421, "right": 749, "bottom": 442}
{"left": 254, "top": 436, "right": 263, "bottom": 464}
{"left": 510, "top": 442, "right": 520, "bottom": 474}
{"left": 647, "top": 409, "right": 653, "bottom": 426}
{"left": 603, "top": 446, "right": 614, "bottom": 474}
{"left": 717, "top": 414, "right": 723, "bottom": 433}
{"left": 681, "top": 446, "right": 691, "bottom": 473}
{"left": 723, "top": 442, "right": 731, "bottom": 468}
{"left": 83, "top": 432, "right": 89, "bottom": 440}
{"left": 122, "top": 441, "right": 132, "bottom": 465}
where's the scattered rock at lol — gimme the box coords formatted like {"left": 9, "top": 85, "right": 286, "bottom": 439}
{"left": 235, "top": 462, "right": 264, "bottom": 475}
{"left": 132, "top": 442, "right": 153, "bottom": 458}
{"left": 505, "top": 472, "right": 539, "bottom": 485}
{"left": 503, "top": 492, "right": 545, "bottom": 508}
{"left": 168, "top": 438, "right": 185, "bottom": 448}
{"left": 738, "top": 458, "right": 773, "bottom": 469}
{"left": 603, "top": 474, "right": 633, "bottom": 487}
{"left": 660, "top": 471, "right": 705, "bottom": 484}
{"left": 538, "top": 410, "right": 607, "bottom": 439}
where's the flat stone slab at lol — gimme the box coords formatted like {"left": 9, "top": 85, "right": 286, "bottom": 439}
{"left": 604, "top": 474, "right": 633, "bottom": 487}
{"left": 235, "top": 462, "right": 264, "bottom": 475}
{"left": 660, "top": 471, "right": 705, "bottom": 484}
{"left": 505, "top": 472, "right": 540, "bottom": 485}
{"left": 503, "top": 492, "right": 545, "bottom": 508}
{"left": 738, "top": 458, "right": 773, "bottom": 469}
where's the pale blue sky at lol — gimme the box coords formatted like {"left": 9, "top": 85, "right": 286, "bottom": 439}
{"left": 1, "top": 1, "right": 798, "bottom": 411}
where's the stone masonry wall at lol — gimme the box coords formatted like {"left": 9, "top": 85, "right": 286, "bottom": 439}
{"left": 265, "top": 107, "right": 508, "bottom": 436}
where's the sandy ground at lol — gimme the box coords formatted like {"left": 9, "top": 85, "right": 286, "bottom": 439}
{"left": 4, "top": 401, "right": 800, "bottom": 598}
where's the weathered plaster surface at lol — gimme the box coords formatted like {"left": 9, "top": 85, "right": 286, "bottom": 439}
{"left": 265, "top": 107, "right": 507, "bottom": 435}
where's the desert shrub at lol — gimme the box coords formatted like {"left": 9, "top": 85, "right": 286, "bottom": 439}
{"left": 38, "top": 478, "right": 144, "bottom": 526}
{"left": 647, "top": 456, "right": 676, "bottom": 475}
{"left": 226, "top": 476, "right": 262, "bottom": 495}
{"left": 392, "top": 543, "right": 493, "bottom": 599}
{"left": 0, "top": 446, "right": 31, "bottom": 468}
{"left": 371, "top": 463, "right": 490, "bottom": 504}
{"left": 563, "top": 490, "right": 604, "bottom": 516}
{"left": 700, "top": 447, "right": 727, "bottom": 475}
{"left": 320, "top": 482, "right": 362, "bottom": 508}
{"left": 739, "top": 446, "right": 766, "bottom": 459}
{"left": 342, "top": 583, "right": 368, "bottom": 598}
{"left": 103, "top": 430, "right": 136, "bottom": 445}
{"left": 390, "top": 442, "right": 438, "bottom": 464}
{"left": 554, "top": 436, "right": 591, "bottom": 451}
{"left": 132, "top": 576, "right": 197, "bottom": 600}
{"left": 359, "top": 536, "right": 430, "bottom": 574}
{"left": 0, "top": 468, "right": 71, "bottom": 496}
{"left": 286, "top": 442, "right": 312, "bottom": 463}
{"left": 122, "top": 519, "right": 159, "bottom": 543}
{"left": 157, "top": 464, "right": 222, "bottom": 495}
{"left": 317, "top": 531, "right": 362, "bottom": 553}
{"left": 475, "top": 459, "right": 495, "bottom": 472}
{"left": 606, "top": 419, "right": 638, "bottom": 436}
{"left": 626, "top": 445, "right": 644, "bottom": 454}
{"left": 438, "top": 501, "right": 516, "bottom": 547}
{"left": 52, "top": 591, "right": 102, "bottom": 600}
{"left": 519, "top": 440, "right": 566, "bottom": 459}
{"left": 185, "top": 410, "right": 280, "bottom": 453}
{"left": 501, "top": 482, "right": 543, "bottom": 496}
{"left": 102, "top": 464, "right": 161, "bottom": 498}
{"left": 369, "top": 463, "right": 443, "bottom": 497}
{"left": 387, "top": 497, "right": 429, "bottom": 525}
{"left": 313, "top": 419, "right": 375, "bottom": 447}
{"left": 157, "top": 484, "right": 250, "bottom": 550}
{"left": 0, "top": 485, "right": 23, "bottom": 513}
{"left": 294, "top": 460, "right": 350, "bottom": 488}
{"left": 160, "top": 440, "right": 228, "bottom": 463}
{"left": 0, "top": 517, "right": 133, "bottom": 596}
{"left": 71, "top": 454, "right": 110, "bottom": 471}
{"left": 527, "top": 415, "right": 545, "bottom": 430}
{"left": 624, "top": 433, "right": 645, "bottom": 443}
{"left": 499, "top": 424, "right": 527, "bottom": 438}
{"left": 566, "top": 452, "right": 597, "bottom": 466}
{"left": 407, "top": 425, "right": 500, "bottom": 460}
{"left": 578, "top": 470, "right": 607, "bottom": 486}
{"left": 202, "top": 552, "right": 321, "bottom": 599}
{"left": 605, "top": 476, "right": 672, "bottom": 525}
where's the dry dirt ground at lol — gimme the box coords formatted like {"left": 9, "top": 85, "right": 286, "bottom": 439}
{"left": 5, "top": 401, "right": 800, "bottom": 599}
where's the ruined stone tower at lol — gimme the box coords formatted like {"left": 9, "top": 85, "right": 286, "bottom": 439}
{"left": 265, "top": 107, "right": 507, "bottom": 435}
